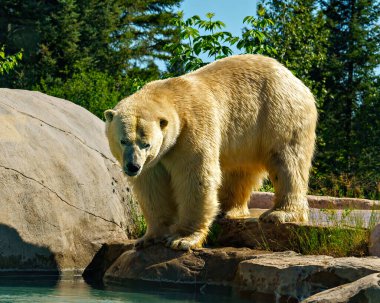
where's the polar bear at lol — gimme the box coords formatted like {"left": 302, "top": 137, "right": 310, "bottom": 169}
{"left": 104, "top": 54, "right": 317, "bottom": 250}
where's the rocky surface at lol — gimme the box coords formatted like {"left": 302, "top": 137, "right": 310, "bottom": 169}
{"left": 104, "top": 246, "right": 266, "bottom": 286}
{"left": 249, "top": 192, "right": 380, "bottom": 210}
{"left": 237, "top": 253, "right": 380, "bottom": 301}
{"left": 302, "top": 273, "right": 380, "bottom": 303}
{"left": 83, "top": 241, "right": 380, "bottom": 302}
{"left": 82, "top": 241, "right": 268, "bottom": 286}
{"left": 0, "top": 89, "right": 139, "bottom": 272}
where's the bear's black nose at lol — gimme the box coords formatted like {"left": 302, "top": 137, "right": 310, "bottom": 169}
{"left": 126, "top": 163, "right": 141, "bottom": 173}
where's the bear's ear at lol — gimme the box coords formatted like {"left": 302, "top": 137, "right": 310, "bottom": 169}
{"left": 159, "top": 118, "right": 168, "bottom": 129}
{"left": 104, "top": 109, "right": 116, "bottom": 122}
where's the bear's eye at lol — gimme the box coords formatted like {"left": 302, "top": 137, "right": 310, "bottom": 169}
{"left": 120, "top": 139, "right": 128, "bottom": 145}
{"left": 160, "top": 119, "right": 168, "bottom": 129}
{"left": 142, "top": 143, "right": 151, "bottom": 149}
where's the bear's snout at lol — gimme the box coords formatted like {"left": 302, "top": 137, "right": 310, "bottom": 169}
{"left": 125, "top": 163, "right": 141, "bottom": 176}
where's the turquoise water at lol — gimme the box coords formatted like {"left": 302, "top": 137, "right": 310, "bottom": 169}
{"left": 0, "top": 275, "right": 259, "bottom": 303}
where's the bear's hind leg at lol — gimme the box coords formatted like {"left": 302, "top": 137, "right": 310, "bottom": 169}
{"left": 259, "top": 143, "right": 312, "bottom": 223}
{"left": 219, "top": 169, "right": 264, "bottom": 219}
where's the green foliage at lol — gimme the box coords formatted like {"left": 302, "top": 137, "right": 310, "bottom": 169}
{"left": 35, "top": 69, "right": 148, "bottom": 119}
{"left": 262, "top": 0, "right": 380, "bottom": 199}
{"left": 0, "top": 0, "right": 181, "bottom": 87}
{"left": 309, "top": 172, "right": 380, "bottom": 200}
{"left": 123, "top": 195, "right": 147, "bottom": 239}
{"left": 165, "top": 10, "right": 276, "bottom": 74}
{"left": 259, "top": 179, "right": 275, "bottom": 193}
{"left": 0, "top": 46, "right": 22, "bottom": 75}
{"left": 238, "top": 7, "right": 277, "bottom": 55}
{"left": 287, "top": 207, "right": 379, "bottom": 257}
{"left": 133, "top": 214, "right": 148, "bottom": 238}
{"left": 288, "top": 207, "right": 380, "bottom": 257}
{"left": 317, "top": 0, "right": 380, "bottom": 176}
{"left": 289, "top": 225, "right": 369, "bottom": 257}
{"left": 260, "top": 0, "right": 329, "bottom": 102}
{"left": 118, "top": 0, "right": 183, "bottom": 73}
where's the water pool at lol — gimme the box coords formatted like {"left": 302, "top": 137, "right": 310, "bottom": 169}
{"left": 0, "top": 275, "right": 264, "bottom": 303}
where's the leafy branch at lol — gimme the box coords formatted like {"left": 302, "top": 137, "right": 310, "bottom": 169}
{"left": 165, "top": 9, "right": 276, "bottom": 74}
{"left": 0, "top": 46, "right": 23, "bottom": 75}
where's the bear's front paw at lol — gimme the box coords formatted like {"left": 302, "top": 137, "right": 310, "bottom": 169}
{"left": 165, "top": 232, "right": 204, "bottom": 251}
{"left": 259, "top": 209, "right": 308, "bottom": 223}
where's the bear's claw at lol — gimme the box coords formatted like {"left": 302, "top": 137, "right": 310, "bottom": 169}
{"left": 170, "top": 239, "right": 192, "bottom": 250}
{"left": 164, "top": 233, "right": 203, "bottom": 251}
{"left": 259, "top": 209, "right": 308, "bottom": 223}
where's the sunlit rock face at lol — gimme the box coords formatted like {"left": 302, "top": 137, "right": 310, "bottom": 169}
{"left": 0, "top": 89, "right": 140, "bottom": 272}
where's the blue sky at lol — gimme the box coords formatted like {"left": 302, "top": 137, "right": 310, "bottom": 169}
{"left": 172, "top": 1, "right": 379, "bottom": 75}
{"left": 180, "top": 0, "right": 259, "bottom": 41}
{"left": 156, "top": 0, "right": 259, "bottom": 69}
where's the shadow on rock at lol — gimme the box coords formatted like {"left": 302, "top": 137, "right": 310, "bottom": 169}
{"left": 0, "top": 223, "right": 59, "bottom": 279}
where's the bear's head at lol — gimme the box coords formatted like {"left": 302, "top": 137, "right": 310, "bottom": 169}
{"left": 104, "top": 106, "right": 177, "bottom": 177}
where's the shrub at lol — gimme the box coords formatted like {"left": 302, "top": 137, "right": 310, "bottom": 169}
{"left": 36, "top": 70, "right": 147, "bottom": 119}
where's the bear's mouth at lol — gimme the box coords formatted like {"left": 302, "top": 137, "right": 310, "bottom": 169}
{"left": 124, "top": 162, "right": 142, "bottom": 176}
{"left": 124, "top": 170, "right": 140, "bottom": 177}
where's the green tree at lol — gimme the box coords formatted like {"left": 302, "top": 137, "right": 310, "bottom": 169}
{"left": 260, "top": 0, "right": 331, "bottom": 194}
{"left": 0, "top": 0, "right": 182, "bottom": 88}
{"left": 119, "top": 0, "right": 182, "bottom": 77}
{"left": 0, "top": 0, "right": 53, "bottom": 86}
{"left": 263, "top": 0, "right": 380, "bottom": 198}
{"left": 351, "top": 77, "right": 380, "bottom": 199}
{"left": 260, "top": 0, "right": 329, "bottom": 103}
{"left": 318, "top": 0, "right": 380, "bottom": 178}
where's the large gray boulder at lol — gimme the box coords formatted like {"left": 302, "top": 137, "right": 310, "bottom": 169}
{"left": 0, "top": 89, "right": 139, "bottom": 272}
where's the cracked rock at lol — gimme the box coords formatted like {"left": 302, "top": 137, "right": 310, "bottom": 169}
{"left": 0, "top": 89, "right": 140, "bottom": 272}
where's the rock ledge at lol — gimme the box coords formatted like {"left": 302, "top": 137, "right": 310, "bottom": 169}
{"left": 83, "top": 241, "right": 380, "bottom": 302}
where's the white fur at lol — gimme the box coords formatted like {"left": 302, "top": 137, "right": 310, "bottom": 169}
{"left": 105, "top": 54, "right": 317, "bottom": 250}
